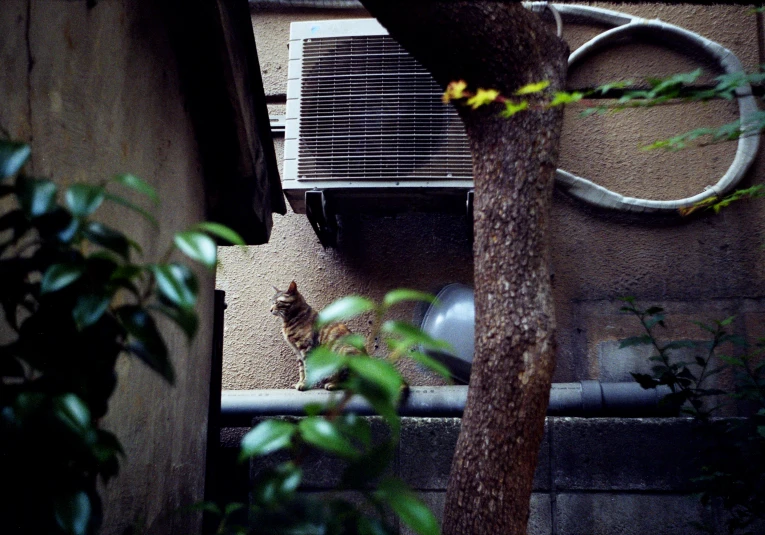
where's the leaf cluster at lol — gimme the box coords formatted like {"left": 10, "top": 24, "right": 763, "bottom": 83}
{"left": 0, "top": 140, "right": 243, "bottom": 535}
{"left": 446, "top": 65, "right": 765, "bottom": 152}
{"left": 442, "top": 79, "right": 581, "bottom": 119}
{"left": 229, "top": 290, "right": 449, "bottom": 535}
{"left": 620, "top": 299, "right": 765, "bottom": 533}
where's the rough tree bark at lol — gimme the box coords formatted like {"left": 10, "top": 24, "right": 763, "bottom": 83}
{"left": 358, "top": 2, "right": 568, "bottom": 533}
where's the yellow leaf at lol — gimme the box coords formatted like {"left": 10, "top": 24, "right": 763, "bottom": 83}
{"left": 443, "top": 80, "right": 468, "bottom": 103}
{"left": 514, "top": 80, "right": 550, "bottom": 95}
{"left": 466, "top": 88, "right": 500, "bottom": 109}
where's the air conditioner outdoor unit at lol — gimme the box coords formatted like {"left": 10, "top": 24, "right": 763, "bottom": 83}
{"left": 284, "top": 19, "right": 473, "bottom": 245}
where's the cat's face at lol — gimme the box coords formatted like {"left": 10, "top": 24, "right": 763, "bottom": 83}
{"left": 270, "top": 281, "right": 300, "bottom": 318}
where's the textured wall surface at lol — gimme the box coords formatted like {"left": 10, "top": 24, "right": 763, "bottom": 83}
{"left": 1, "top": 2, "right": 213, "bottom": 534}
{"left": 218, "top": 3, "right": 765, "bottom": 392}
{"left": 218, "top": 417, "right": 760, "bottom": 534}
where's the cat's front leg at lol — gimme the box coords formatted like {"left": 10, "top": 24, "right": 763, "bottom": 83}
{"left": 295, "top": 358, "right": 307, "bottom": 391}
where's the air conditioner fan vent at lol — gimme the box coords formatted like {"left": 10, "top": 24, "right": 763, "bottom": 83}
{"left": 297, "top": 35, "right": 472, "bottom": 181}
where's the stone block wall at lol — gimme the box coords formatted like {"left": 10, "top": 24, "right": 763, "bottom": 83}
{"left": 219, "top": 416, "right": 759, "bottom": 534}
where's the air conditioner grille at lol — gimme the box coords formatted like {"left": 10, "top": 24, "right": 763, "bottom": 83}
{"left": 297, "top": 35, "right": 472, "bottom": 181}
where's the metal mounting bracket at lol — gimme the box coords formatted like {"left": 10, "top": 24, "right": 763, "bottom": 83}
{"left": 466, "top": 189, "right": 474, "bottom": 241}
{"left": 305, "top": 190, "right": 337, "bottom": 248}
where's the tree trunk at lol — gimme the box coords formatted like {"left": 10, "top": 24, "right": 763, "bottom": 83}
{"left": 358, "top": 2, "right": 568, "bottom": 533}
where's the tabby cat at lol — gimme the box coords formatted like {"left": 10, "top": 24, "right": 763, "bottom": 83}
{"left": 270, "top": 281, "right": 360, "bottom": 391}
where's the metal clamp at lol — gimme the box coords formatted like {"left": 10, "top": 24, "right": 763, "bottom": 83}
{"left": 305, "top": 190, "right": 337, "bottom": 247}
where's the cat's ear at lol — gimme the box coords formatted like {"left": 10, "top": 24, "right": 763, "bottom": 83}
{"left": 287, "top": 281, "right": 297, "bottom": 294}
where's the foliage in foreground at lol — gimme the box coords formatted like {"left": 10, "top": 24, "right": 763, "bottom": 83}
{"left": 621, "top": 299, "right": 765, "bottom": 534}
{"left": 0, "top": 139, "right": 243, "bottom": 535}
{"left": 205, "top": 290, "right": 451, "bottom": 535}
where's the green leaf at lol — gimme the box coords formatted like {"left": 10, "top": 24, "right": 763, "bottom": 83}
{"left": 126, "top": 340, "right": 174, "bottom": 384}
{"left": 648, "top": 68, "right": 702, "bottom": 95}
{"left": 338, "top": 333, "right": 368, "bottom": 352}
{"left": 718, "top": 316, "right": 735, "bottom": 327}
{"left": 112, "top": 173, "right": 159, "bottom": 204}
{"left": 305, "top": 346, "right": 346, "bottom": 388}
{"left": 341, "top": 442, "right": 396, "bottom": 489}
{"left": 192, "top": 222, "right": 246, "bottom": 246}
{"left": 376, "top": 478, "right": 440, "bottom": 535}
{"left": 149, "top": 263, "right": 198, "bottom": 309}
{"left": 548, "top": 91, "right": 583, "bottom": 107}
{"left": 187, "top": 502, "right": 222, "bottom": 516}
{"left": 66, "top": 183, "right": 105, "bottom": 217}
{"left": 499, "top": 100, "right": 529, "bottom": 118}
{"left": 57, "top": 216, "right": 80, "bottom": 243}
{"left": 381, "top": 321, "right": 451, "bottom": 352}
{"left": 252, "top": 462, "right": 302, "bottom": 506}
{"left": 718, "top": 354, "right": 745, "bottom": 367}
{"left": 595, "top": 79, "right": 633, "bottom": 95}
{"left": 644, "top": 314, "right": 665, "bottom": 330}
{"left": 382, "top": 289, "right": 437, "bottom": 309}
{"left": 117, "top": 306, "right": 173, "bottom": 383}
{"left": 356, "top": 516, "right": 392, "bottom": 535}
{"left": 316, "top": 296, "right": 376, "bottom": 328}
{"left": 408, "top": 351, "right": 452, "bottom": 381}
{"left": 349, "top": 375, "right": 400, "bottom": 435}
{"left": 240, "top": 420, "right": 296, "bottom": 460}
{"left": 619, "top": 335, "right": 652, "bottom": 348}
{"left": 84, "top": 221, "right": 130, "bottom": 259}
{"left": 174, "top": 231, "right": 217, "bottom": 270}
{"left": 54, "top": 491, "right": 91, "bottom": 535}
{"left": 224, "top": 502, "right": 245, "bottom": 517}
{"left": 53, "top": 393, "right": 91, "bottom": 434}
{"left": 150, "top": 304, "right": 198, "bottom": 341}
{"left": 692, "top": 321, "right": 717, "bottom": 334}
{"left": 17, "top": 176, "right": 58, "bottom": 218}
{"left": 336, "top": 413, "right": 372, "bottom": 448}
{"left": 41, "top": 263, "right": 84, "bottom": 294}
{"left": 104, "top": 192, "right": 158, "bottom": 228}
{"left": 0, "top": 141, "right": 31, "bottom": 180}
{"left": 298, "top": 416, "right": 359, "bottom": 459}
{"left": 514, "top": 80, "right": 550, "bottom": 95}
{"left": 303, "top": 402, "right": 324, "bottom": 416}
{"left": 73, "top": 294, "right": 111, "bottom": 329}
{"left": 347, "top": 356, "right": 404, "bottom": 405}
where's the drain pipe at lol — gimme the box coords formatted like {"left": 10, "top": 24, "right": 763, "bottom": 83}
{"left": 220, "top": 381, "right": 674, "bottom": 426}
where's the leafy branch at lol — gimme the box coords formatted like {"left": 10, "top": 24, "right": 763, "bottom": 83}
{"left": 0, "top": 139, "right": 244, "bottom": 535}
{"left": 444, "top": 66, "right": 765, "bottom": 151}
{"left": 621, "top": 300, "right": 765, "bottom": 533}
{"left": 229, "top": 290, "right": 452, "bottom": 535}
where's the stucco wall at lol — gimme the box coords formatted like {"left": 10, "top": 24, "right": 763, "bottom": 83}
{"left": 1, "top": 2, "right": 213, "bottom": 534}
{"left": 217, "top": 3, "right": 765, "bottom": 393}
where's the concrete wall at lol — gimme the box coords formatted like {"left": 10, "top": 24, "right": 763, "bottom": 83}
{"left": 212, "top": 4, "right": 765, "bottom": 533}
{"left": 221, "top": 416, "right": 762, "bottom": 535}
{"left": 1, "top": 2, "right": 213, "bottom": 534}
{"left": 218, "top": 3, "right": 765, "bottom": 393}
